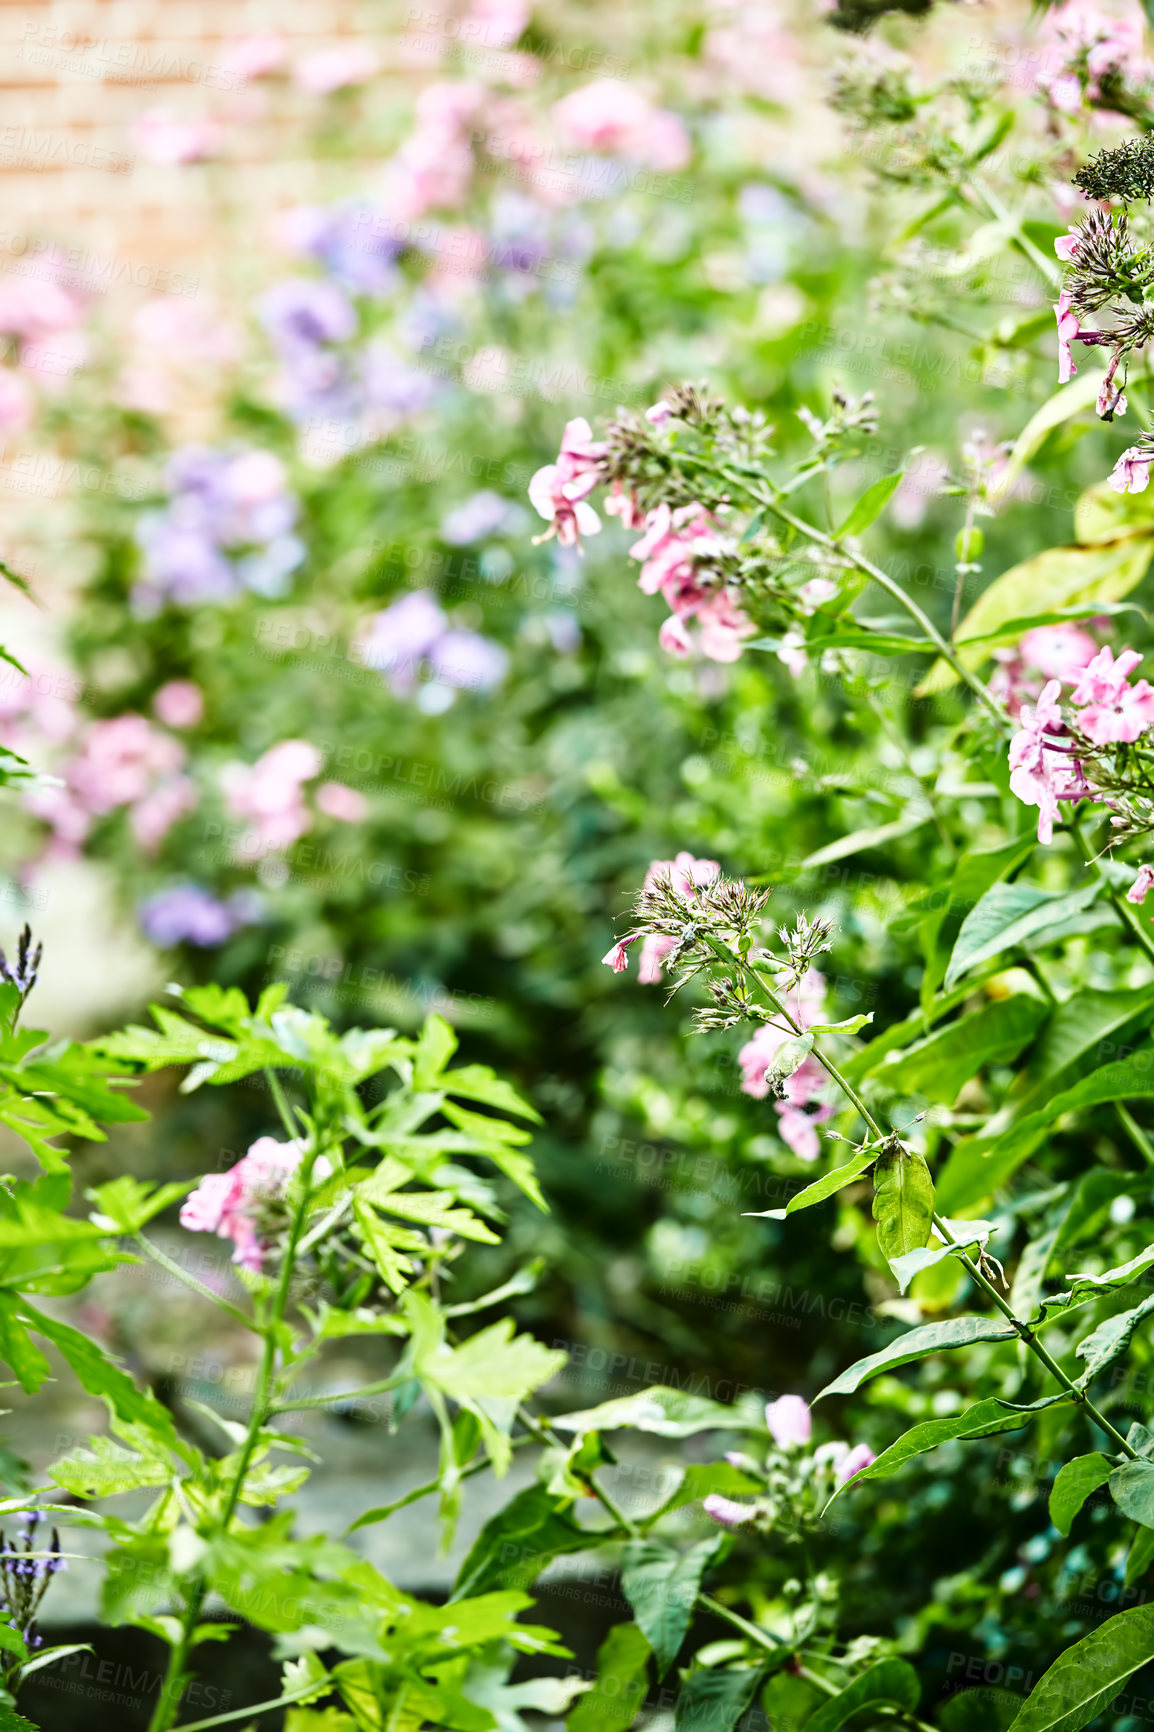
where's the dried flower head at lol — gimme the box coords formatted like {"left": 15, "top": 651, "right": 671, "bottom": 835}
{"left": 1074, "top": 134, "right": 1154, "bottom": 204}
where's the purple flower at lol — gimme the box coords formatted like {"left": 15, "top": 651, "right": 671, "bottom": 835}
{"left": 258, "top": 277, "right": 357, "bottom": 355}
{"left": 360, "top": 341, "right": 438, "bottom": 417}
{"left": 139, "top": 885, "right": 246, "bottom": 947}
{"left": 834, "top": 1442, "right": 876, "bottom": 1487}
{"left": 355, "top": 590, "right": 508, "bottom": 703}
{"left": 284, "top": 202, "right": 400, "bottom": 297}
{"left": 428, "top": 628, "right": 509, "bottom": 691}
{"left": 441, "top": 490, "right": 528, "bottom": 545}
{"left": 703, "top": 1493, "right": 756, "bottom": 1529}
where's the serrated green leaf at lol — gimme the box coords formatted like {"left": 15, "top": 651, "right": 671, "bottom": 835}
{"left": 621, "top": 1536, "right": 719, "bottom": 1677}
{"left": 48, "top": 1435, "right": 172, "bottom": 1498}
{"left": 1050, "top": 1454, "right": 1114, "bottom": 1536}
{"left": 441, "top": 1063, "right": 542, "bottom": 1122}
{"left": 20, "top": 1303, "right": 178, "bottom": 1449}
{"left": 413, "top": 1014, "right": 458, "bottom": 1088}
{"left": 87, "top": 1176, "right": 194, "bottom": 1234}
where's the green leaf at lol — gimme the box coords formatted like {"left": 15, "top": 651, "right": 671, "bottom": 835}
{"left": 801, "top": 815, "right": 931, "bottom": 870}
{"left": 804, "top": 1659, "right": 921, "bottom": 1732}
{"left": 817, "top": 1317, "right": 1017, "bottom": 1400}
{"left": 1128, "top": 1523, "right": 1154, "bottom": 1586}
{"left": 873, "top": 1145, "right": 934, "bottom": 1263}
{"left": 567, "top": 1622, "right": 651, "bottom": 1731}
{"left": 1111, "top": 1462, "right": 1154, "bottom": 1531}
{"left": 620, "top": 1537, "right": 720, "bottom": 1677}
{"left": 945, "top": 883, "right": 1102, "bottom": 989}
{"left": 763, "top": 1033, "right": 814, "bottom": 1096}
{"left": 808, "top": 1015, "right": 874, "bottom": 1035}
{"left": 452, "top": 1486, "right": 594, "bottom": 1599}
{"left": 830, "top": 1395, "right": 1068, "bottom": 1497}
{"left": 940, "top": 1689, "right": 1021, "bottom": 1732}
{"left": 1075, "top": 1292, "right": 1154, "bottom": 1383}
{"left": 350, "top": 1197, "right": 417, "bottom": 1296}
{"left": 878, "top": 995, "right": 1049, "bottom": 1105}
{"left": 413, "top": 1014, "right": 458, "bottom": 1088}
{"left": 48, "top": 1435, "right": 172, "bottom": 1498}
{"left": 553, "top": 1386, "right": 763, "bottom": 1438}
{"left": 1005, "top": 1603, "right": 1154, "bottom": 1732}
{"left": 0, "top": 1296, "right": 50, "bottom": 1394}
{"left": 837, "top": 472, "right": 904, "bottom": 538}
{"left": 674, "top": 1666, "right": 765, "bottom": 1732}
{"left": 441, "top": 1064, "right": 542, "bottom": 1122}
{"left": 0, "top": 1704, "right": 39, "bottom": 1731}
{"left": 747, "top": 1146, "right": 878, "bottom": 1221}
{"left": 887, "top": 1234, "right": 984, "bottom": 1296}
{"left": 19, "top": 1303, "right": 179, "bottom": 1449}
{"left": 1050, "top": 1454, "right": 1114, "bottom": 1537}
{"left": 87, "top": 1177, "right": 194, "bottom": 1234}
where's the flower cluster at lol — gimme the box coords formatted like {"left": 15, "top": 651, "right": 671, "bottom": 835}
{"left": 138, "top": 884, "right": 261, "bottom": 949}
{"left": 26, "top": 713, "right": 195, "bottom": 857}
{"left": 703, "top": 1394, "right": 876, "bottom": 1533}
{"left": 221, "top": 740, "right": 364, "bottom": 861}
{"left": 1008, "top": 645, "right": 1154, "bottom": 892}
{"left": 180, "top": 1135, "right": 326, "bottom": 1272}
{"left": 355, "top": 590, "right": 509, "bottom": 710}
{"left": 1035, "top": 2, "right": 1150, "bottom": 120}
{"left": 0, "top": 1512, "right": 64, "bottom": 1684}
{"left": 629, "top": 502, "right": 755, "bottom": 663}
{"left": 990, "top": 621, "right": 1101, "bottom": 717}
{"left": 134, "top": 445, "right": 304, "bottom": 610}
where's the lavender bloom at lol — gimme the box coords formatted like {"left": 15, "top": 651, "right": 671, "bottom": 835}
{"left": 287, "top": 202, "right": 401, "bottom": 297}
{"left": 139, "top": 884, "right": 247, "bottom": 947}
{"left": 440, "top": 491, "right": 528, "bottom": 545}
{"left": 0, "top": 1512, "right": 63, "bottom": 1682}
{"left": 360, "top": 341, "right": 438, "bottom": 418}
{"left": 134, "top": 446, "right": 304, "bottom": 610}
{"left": 0, "top": 924, "right": 42, "bottom": 1004}
{"left": 357, "top": 590, "right": 508, "bottom": 704}
{"left": 258, "top": 278, "right": 357, "bottom": 355}
{"left": 703, "top": 1493, "right": 756, "bottom": 1529}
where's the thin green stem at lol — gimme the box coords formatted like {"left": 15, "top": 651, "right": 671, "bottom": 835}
{"left": 272, "top": 1373, "right": 403, "bottom": 1416}
{"left": 699, "top": 1592, "right": 786, "bottom": 1653}
{"left": 1117, "top": 1102, "right": 1154, "bottom": 1169}
{"left": 1069, "top": 814, "right": 1154, "bottom": 968}
{"left": 134, "top": 1234, "right": 254, "bottom": 1332}
{"left": 157, "top": 1684, "right": 323, "bottom": 1732}
{"left": 967, "top": 178, "right": 1062, "bottom": 288}
{"left": 513, "top": 1403, "right": 640, "bottom": 1535}
{"left": 929, "top": 1211, "right": 1137, "bottom": 1460}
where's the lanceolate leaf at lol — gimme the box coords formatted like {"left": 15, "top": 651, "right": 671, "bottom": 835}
{"left": 877, "top": 995, "right": 1049, "bottom": 1105}
{"left": 567, "top": 1622, "right": 651, "bottom": 1731}
{"left": 945, "top": 883, "right": 1101, "bottom": 989}
{"left": 1049, "top": 1455, "right": 1114, "bottom": 1537}
{"left": 748, "top": 1147, "right": 878, "bottom": 1220}
{"left": 837, "top": 471, "right": 904, "bottom": 538}
{"left": 674, "top": 1666, "right": 766, "bottom": 1731}
{"left": 829, "top": 1395, "right": 1069, "bottom": 1497}
{"left": 621, "top": 1536, "right": 720, "bottom": 1676}
{"left": 872, "top": 1145, "right": 934, "bottom": 1264}
{"left": 804, "top": 1658, "right": 921, "bottom": 1732}
{"left": 817, "top": 1317, "right": 1018, "bottom": 1401}
{"left": 1005, "top": 1603, "right": 1154, "bottom": 1732}
{"left": 553, "top": 1386, "right": 765, "bottom": 1438}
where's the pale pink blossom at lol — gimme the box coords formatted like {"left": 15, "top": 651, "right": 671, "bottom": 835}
{"left": 316, "top": 780, "right": 368, "bottom": 822}
{"left": 645, "top": 400, "right": 673, "bottom": 426}
{"left": 552, "top": 80, "right": 691, "bottom": 171}
{"left": 1098, "top": 377, "right": 1126, "bottom": 420}
{"left": 1110, "top": 448, "right": 1153, "bottom": 494}
{"left": 604, "top": 481, "right": 646, "bottom": 529}
{"left": 703, "top": 1493, "right": 756, "bottom": 1528}
{"left": 1008, "top": 680, "right": 1084, "bottom": 843}
{"left": 67, "top": 715, "right": 185, "bottom": 815}
{"left": 225, "top": 34, "right": 287, "bottom": 81}
{"left": 643, "top": 850, "right": 721, "bottom": 898}
{"left": 834, "top": 1442, "right": 877, "bottom": 1487}
{"left": 0, "top": 369, "right": 33, "bottom": 434}
{"left": 602, "top": 938, "right": 636, "bottom": 973}
{"left": 1020, "top": 624, "right": 1099, "bottom": 683}
{"left": 132, "top": 108, "right": 222, "bottom": 165}
{"left": 528, "top": 417, "right": 607, "bottom": 546}
{"left": 637, "top": 933, "right": 676, "bottom": 983}
{"left": 1071, "top": 645, "right": 1145, "bottom": 706}
{"left": 180, "top": 1135, "right": 319, "bottom": 1272}
{"left": 1054, "top": 228, "right": 1082, "bottom": 261}
{"left": 130, "top": 775, "right": 196, "bottom": 851}
{"left": 1054, "top": 289, "right": 1081, "bottom": 383}
{"left": 765, "top": 1394, "right": 811, "bottom": 1449}
{"left": 1128, "top": 866, "right": 1154, "bottom": 905}
{"left": 153, "top": 680, "right": 204, "bottom": 729}
{"left": 293, "top": 45, "right": 379, "bottom": 94}
{"left": 221, "top": 738, "right": 322, "bottom": 857}
{"left": 467, "top": 0, "right": 530, "bottom": 47}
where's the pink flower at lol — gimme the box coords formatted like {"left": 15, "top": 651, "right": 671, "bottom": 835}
{"left": 180, "top": 1135, "right": 312, "bottom": 1272}
{"left": 1071, "top": 645, "right": 1145, "bottom": 706}
{"left": 696, "top": 590, "right": 757, "bottom": 664}
{"left": 1077, "top": 679, "right": 1154, "bottom": 745}
{"left": 605, "top": 481, "right": 646, "bottom": 529}
{"left": 644, "top": 850, "right": 721, "bottom": 897}
{"left": 834, "top": 1442, "right": 876, "bottom": 1487}
{"left": 225, "top": 34, "right": 287, "bottom": 81}
{"left": 293, "top": 45, "right": 379, "bottom": 94}
{"left": 1128, "top": 866, "right": 1154, "bottom": 905}
{"left": 552, "top": 80, "right": 690, "bottom": 171}
{"left": 221, "top": 738, "right": 322, "bottom": 857}
{"left": 1008, "top": 680, "right": 1083, "bottom": 843}
{"left": 602, "top": 938, "right": 636, "bottom": 973}
{"left": 1019, "top": 624, "right": 1098, "bottom": 683}
{"left": 316, "top": 780, "right": 368, "bottom": 822}
{"left": 68, "top": 715, "right": 186, "bottom": 815}
{"left": 467, "top": 0, "right": 531, "bottom": 47}
{"left": 0, "top": 369, "right": 33, "bottom": 434}
{"left": 703, "top": 1493, "right": 756, "bottom": 1529}
{"left": 1055, "top": 228, "right": 1082, "bottom": 262}
{"left": 130, "top": 775, "right": 196, "bottom": 852}
{"left": 1054, "top": 290, "right": 1081, "bottom": 384}
{"left": 645, "top": 400, "right": 673, "bottom": 426}
{"left": 638, "top": 933, "right": 676, "bottom": 983}
{"left": 1098, "top": 377, "right": 1126, "bottom": 421}
{"left": 658, "top": 614, "right": 693, "bottom": 658}
{"left": 1110, "top": 448, "right": 1152, "bottom": 494}
{"left": 528, "top": 418, "right": 607, "bottom": 546}
{"left": 132, "top": 108, "right": 222, "bottom": 165}
{"left": 765, "top": 1393, "right": 811, "bottom": 1449}
{"left": 153, "top": 680, "right": 204, "bottom": 729}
